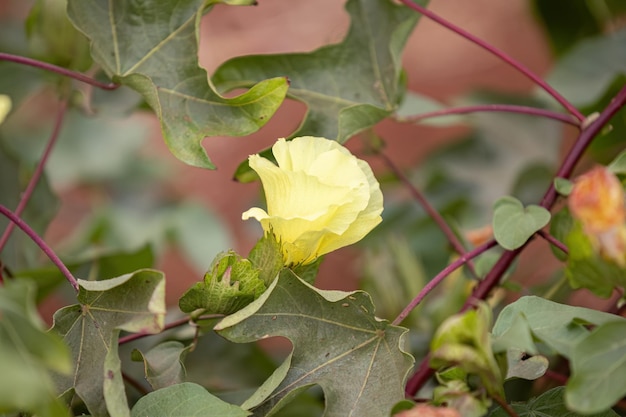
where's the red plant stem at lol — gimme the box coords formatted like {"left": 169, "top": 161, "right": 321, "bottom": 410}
{"left": 537, "top": 230, "right": 569, "bottom": 255}
{"left": 379, "top": 152, "right": 479, "bottom": 278}
{"left": 405, "top": 84, "right": 626, "bottom": 397}
{"left": 0, "top": 52, "right": 119, "bottom": 90}
{"left": 399, "top": 104, "right": 581, "bottom": 128}
{"left": 393, "top": 240, "right": 497, "bottom": 326}
{"left": 399, "top": 0, "right": 585, "bottom": 122}
{"left": 0, "top": 100, "right": 68, "bottom": 258}
{"left": 0, "top": 205, "right": 79, "bottom": 291}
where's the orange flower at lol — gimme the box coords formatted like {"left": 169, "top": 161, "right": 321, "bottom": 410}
{"left": 569, "top": 166, "right": 626, "bottom": 265}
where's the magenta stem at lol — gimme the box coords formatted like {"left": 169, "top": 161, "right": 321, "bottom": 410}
{"left": 393, "top": 240, "right": 497, "bottom": 326}
{"left": 0, "top": 100, "right": 68, "bottom": 254}
{"left": 399, "top": 0, "right": 585, "bottom": 122}
{"left": 0, "top": 52, "right": 119, "bottom": 91}
{"left": 379, "top": 152, "right": 479, "bottom": 278}
{"left": 537, "top": 230, "right": 569, "bottom": 255}
{"left": 118, "top": 314, "right": 223, "bottom": 344}
{"left": 400, "top": 104, "right": 581, "bottom": 127}
{"left": 0, "top": 205, "right": 79, "bottom": 292}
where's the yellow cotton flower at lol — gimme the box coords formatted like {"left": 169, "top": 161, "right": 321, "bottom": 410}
{"left": 242, "top": 136, "right": 383, "bottom": 266}
{"left": 0, "top": 95, "right": 11, "bottom": 125}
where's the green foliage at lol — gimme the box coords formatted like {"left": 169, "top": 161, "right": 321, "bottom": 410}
{"left": 492, "top": 196, "right": 551, "bottom": 250}
{"left": 130, "top": 382, "right": 250, "bottom": 417}
{"left": 66, "top": 0, "right": 289, "bottom": 169}
{"left": 51, "top": 271, "right": 166, "bottom": 417}
{"left": 131, "top": 341, "right": 192, "bottom": 391}
{"left": 0, "top": 280, "right": 71, "bottom": 417}
{"left": 215, "top": 271, "right": 413, "bottom": 417}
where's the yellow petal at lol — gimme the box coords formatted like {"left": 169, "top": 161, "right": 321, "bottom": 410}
{"left": 0, "top": 95, "right": 11, "bottom": 125}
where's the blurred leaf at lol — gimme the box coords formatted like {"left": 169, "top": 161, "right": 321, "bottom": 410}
{"left": 565, "top": 222, "right": 626, "bottom": 297}
{"left": 492, "top": 196, "right": 550, "bottom": 250}
{"left": 0, "top": 139, "right": 58, "bottom": 271}
{"left": 566, "top": 320, "right": 626, "bottom": 414}
{"left": 549, "top": 208, "right": 574, "bottom": 261}
{"left": 51, "top": 270, "right": 166, "bottom": 417}
{"left": 504, "top": 348, "right": 548, "bottom": 381}
{"left": 13, "top": 244, "right": 154, "bottom": 302}
{"left": 215, "top": 271, "right": 413, "bottom": 417}
{"left": 553, "top": 177, "right": 574, "bottom": 196}
{"left": 491, "top": 296, "right": 622, "bottom": 359}
{"left": 433, "top": 379, "right": 488, "bottom": 417}
{"left": 67, "top": 0, "right": 288, "bottom": 169}
{"left": 489, "top": 386, "right": 619, "bottom": 417}
{"left": 131, "top": 382, "right": 250, "bottom": 417}
{"left": 395, "top": 91, "right": 465, "bottom": 126}
{"left": 511, "top": 163, "right": 554, "bottom": 205}
{"left": 132, "top": 341, "right": 191, "bottom": 391}
{"left": 545, "top": 28, "right": 626, "bottom": 107}
{"left": 179, "top": 251, "right": 265, "bottom": 316}
{"left": 532, "top": 0, "right": 603, "bottom": 56}
{"left": 26, "top": 0, "right": 92, "bottom": 71}
{"left": 0, "top": 280, "right": 71, "bottom": 417}
{"left": 608, "top": 147, "right": 626, "bottom": 174}
{"left": 430, "top": 303, "right": 503, "bottom": 397}
{"left": 217, "top": 0, "right": 425, "bottom": 180}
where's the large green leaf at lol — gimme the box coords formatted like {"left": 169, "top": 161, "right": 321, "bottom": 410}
{"left": 0, "top": 280, "right": 71, "bottom": 417}
{"left": 566, "top": 321, "right": 626, "bottom": 414}
{"left": 51, "top": 270, "right": 166, "bottom": 417}
{"left": 131, "top": 341, "right": 192, "bottom": 391}
{"left": 489, "top": 386, "right": 619, "bottom": 417}
{"left": 214, "top": 0, "right": 424, "bottom": 179}
{"left": 66, "top": 0, "right": 289, "bottom": 169}
{"left": 131, "top": 382, "right": 250, "bottom": 417}
{"left": 491, "top": 296, "right": 622, "bottom": 359}
{"left": 215, "top": 271, "right": 413, "bottom": 417}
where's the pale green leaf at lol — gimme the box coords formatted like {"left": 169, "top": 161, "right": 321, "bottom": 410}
{"left": 491, "top": 296, "right": 622, "bottom": 359}
{"left": 131, "top": 382, "right": 250, "bottom": 417}
{"left": 489, "top": 386, "right": 619, "bottom": 417}
{"left": 492, "top": 196, "right": 551, "bottom": 250}
{"left": 553, "top": 177, "right": 574, "bottom": 196}
{"left": 66, "top": 0, "right": 288, "bottom": 169}
{"left": 51, "top": 270, "right": 166, "bottom": 417}
{"left": 608, "top": 148, "right": 626, "bottom": 174}
{"left": 132, "top": 341, "right": 191, "bottom": 391}
{"left": 504, "top": 348, "right": 548, "bottom": 381}
{"left": 395, "top": 91, "right": 466, "bottom": 126}
{"left": 215, "top": 271, "right": 413, "bottom": 417}
{"left": 566, "top": 321, "right": 626, "bottom": 414}
{"left": 0, "top": 280, "right": 71, "bottom": 417}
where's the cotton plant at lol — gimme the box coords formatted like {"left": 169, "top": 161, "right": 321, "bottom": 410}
{"left": 180, "top": 136, "right": 384, "bottom": 316}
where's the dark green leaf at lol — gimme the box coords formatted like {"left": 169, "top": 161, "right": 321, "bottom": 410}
{"left": 492, "top": 196, "right": 551, "bottom": 250}
{"left": 215, "top": 271, "right": 413, "bottom": 417}
{"left": 51, "top": 270, "right": 166, "bottom": 417}
{"left": 489, "top": 386, "right": 619, "bottom": 417}
{"left": 132, "top": 341, "right": 191, "bottom": 391}
{"left": 216, "top": 0, "right": 424, "bottom": 180}
{"left": 0, "top": 280, "right": 71, "bottom": 417}
{"left": 131, "top": 382, "right": 250, "bottom": 417}
{"left": 566, "top": 320, "right": 626, "bottom": 414}
{"left": 67, "top": 0, "right": 288, "bottom": 169}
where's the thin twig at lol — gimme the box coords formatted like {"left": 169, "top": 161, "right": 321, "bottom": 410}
{"left": 537, "top": 230, "right": 569, "bottom": 255}
{"left": 379, "top": 151, "right": 479, "bottom": 279}
{"left": 122, "top": 371, "right": 150, "bottom": 396}
{"left": 0, "top": 204, "right": 79, "bottom": 291}
{"left": 393, "top": 240, "right": 497, "bottom": 326}
{"left": 0, "top": 52, "right": 119, "bottom": 90}
{"left": 0, "top": 99, "right": 68, "bottom": 255}
{"left": 398, "top": 104, "right": 581, "bottom": 127}
{"left": 398, "top": 0, "right": 585, "bottom": 121}
{"left": 492, "top": 393, "right": 520, "bottom": 417}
